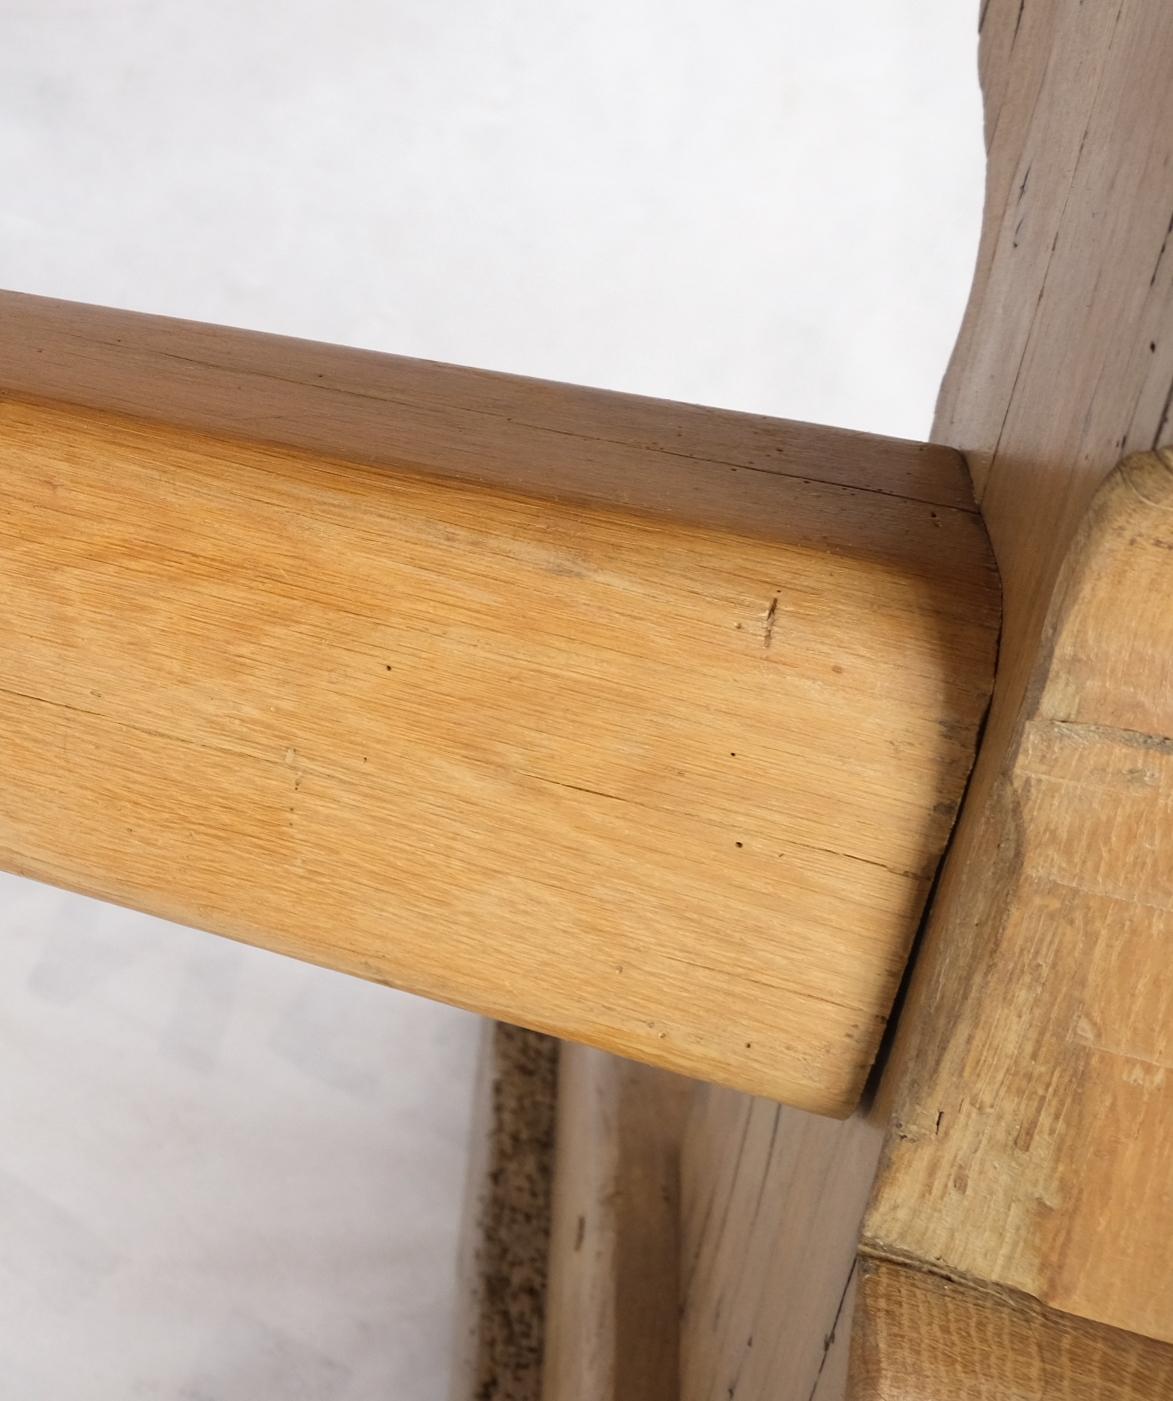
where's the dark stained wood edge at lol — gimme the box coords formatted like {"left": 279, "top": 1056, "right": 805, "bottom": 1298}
{"left": 0, "top": 289, "right": 980, "bottom": 536}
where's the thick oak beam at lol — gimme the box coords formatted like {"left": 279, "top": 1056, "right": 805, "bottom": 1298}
{"left": 0, "top": 292, "right": 997, "bottom": 1114}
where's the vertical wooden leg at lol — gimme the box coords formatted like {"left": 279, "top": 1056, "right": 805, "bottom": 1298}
{"left": 543, "top": 1045, "right": 691, "bottom": 1401}
{"left": 680, "top": 1088, "right": 879, "bottom": 1401}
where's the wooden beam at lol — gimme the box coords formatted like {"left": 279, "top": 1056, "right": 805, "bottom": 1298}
{"left": 680, "top": 1087, "right": 879, "bottom": 1401}
{"left": 868, "top": 448, "right": 1173, "bottom": 1342}
{"left": 868, "top": 0, "right": 1173, "bottom": 1344}
{"left": 0, "top": 293, "right": 997, "bottom": 1114}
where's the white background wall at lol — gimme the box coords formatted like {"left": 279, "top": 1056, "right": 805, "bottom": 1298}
{"left": 0, "top": 3, "right": 984, "bottom": 1397}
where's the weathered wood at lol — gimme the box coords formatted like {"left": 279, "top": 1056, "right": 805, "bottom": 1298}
{"left": 542, "top": 1046, "right": 690, "bottom": 1401}
{"left": 679, "top": 2, "right": 1173, "bottom": 1392}
{"left": 680, "top": 1089, "right": 879, "bottom": 1401}
{"left": 868, "top": 449, "right": 1173, "bottom": 1342}
{"left": 0, "top": 290, "right": 983, "bottom": 525}
{"left": 868, "top": 0, "right": 1173, "bottom": 1342}
{"left": 941, "top": 0, "right": 1173, "bottom": 724}
{"left": 681, "top": 449, "right": 1173, "bottom": 1395}
{"left": 0, "top": 295, "right": 998, "bottom": 1114}
{"left": 851, "top": 1259, "right": 1173, "bottom": 1401}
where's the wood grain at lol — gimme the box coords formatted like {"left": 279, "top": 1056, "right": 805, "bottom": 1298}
{"left": 865, "top": 0, "right": 1173, "bottom": 1342}
{"left": 851, "top": 1259, "right": 1173, "bottom": 1401}
{"left": 542, "top": 1046, "right": 690, "bottom": 1401}
{"left": 0, "top": 290, "right": 983, "bottom": 522}
{"left": 677, "top": 1, "right": 1173, "bottom": 1388}
{"left": 0, "top": 301, "right": 998, "bottom": 1115}
{"left": 938, "top": 0, "right": 1173, "bottom": 743}
{"left": 680, "top": 1087, "right": 880, "bottom": 1401}
{"left": 867, "top": 451, "right": 1173, "bottom": 1342}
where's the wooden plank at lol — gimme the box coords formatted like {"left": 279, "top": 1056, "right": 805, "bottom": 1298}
{"left": 865, "top": 0, "right": 1173, "bottom": 1343}
{"left": 851, "top": 1258, "right": 1173, "bottom": 1401}
{"left": 813, "top": 1267, "right": 857, "bottom": 1401}
{"left": 450, "top": 1023, "right": 558, "bottom": 1401}
{"left": 936, "top": 0, "right": 1173, "bottom": 736}
{"left": 542, "top": 1046, "right": 690, "bottom": 1401}
{"left": 680, "top": 1088, "right": 879, "bottom": 1401}
{"left": 0, "top": 298, "right": 998, "bottom": 1115}
{"left": 868, "top": 450, "right": 1173, "bottom": 1342}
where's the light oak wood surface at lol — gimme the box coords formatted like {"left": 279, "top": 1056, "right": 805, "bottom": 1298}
{"left": 680, "top": 451, "right": 1173, "bottom": 1393}
{"left": 681, "top": 1086, "right": 879, "bottom": 1401}
{"left": 543, "top": 1046, "right": 690, "bottom": 1401}
{"left": 16, "top": 1, "right": 1173, "bottom": 1386}
{"left": 0, "top": 297, "right": 998, "bottom": 1114}
{"left": 851, "top": 1259, "right": 1173, "bottom": 1401}
{"left": 868, "top": 449, "right": 1173, "bottom": 1342}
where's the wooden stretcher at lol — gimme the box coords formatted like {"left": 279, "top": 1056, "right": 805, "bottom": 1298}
{"left": 1, "top": 3, "right": 1169, "bottom": 1396}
